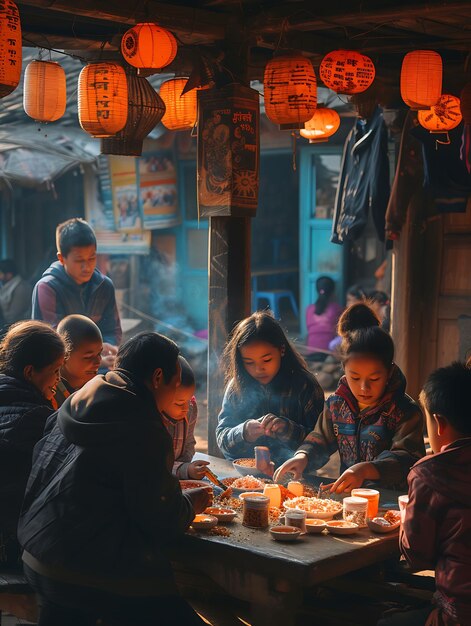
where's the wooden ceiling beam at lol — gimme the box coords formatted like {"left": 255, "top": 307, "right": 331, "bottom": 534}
{"left": 17, "top": 0, "right": 226, "bottom": 41}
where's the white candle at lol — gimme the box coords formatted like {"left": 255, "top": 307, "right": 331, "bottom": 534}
{"left": 263, "top": 484, "right": 281, "bottom": 508}
{"left": 287, "top": 481, "right": 304, "bottom": 497}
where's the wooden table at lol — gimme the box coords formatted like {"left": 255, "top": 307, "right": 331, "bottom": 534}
{"left": 171, "top": 454, "right": 402, "bottom": 626}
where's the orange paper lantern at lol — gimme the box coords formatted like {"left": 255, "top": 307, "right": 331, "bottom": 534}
{"left": 401, "top": 50, "right": 442, "bottom": 110}
{"left": 319, "top": 50, "right": 375, "bottom": 95}
{"left": 418, "top": 94, "right": 462, "bottom": 133}
{"left": 300, "top": 106, "right": 340, "bottom": 143}
{"left": 121, "top": 23, "right": 177, "bottom": 70}
{"left": 78, "top": 63, "right": 128, "bottom": 138}
{"left": 160, "top": 78, "right": 197, "bottom": 131}
{"left": 264, "top": 54, "right": 317, "bottom": 130}
{"left": 0, "top": 0, "right": 21, "bottom": 98}
{"left": 23, "top": 60, "right": 66, "bottom": 122}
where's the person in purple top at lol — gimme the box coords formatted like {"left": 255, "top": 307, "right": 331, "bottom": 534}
{"left": 306, "top": 276, "right": 342, "bottom": 351}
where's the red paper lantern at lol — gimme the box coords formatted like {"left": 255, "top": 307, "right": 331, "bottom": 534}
{"left": 160, "top": 78, "right": 197, "bottom": 131}
{"left": 0, "top": 0, "right": 22, "bottom": 98}
{"left": 300, "top": 106, "right": 340, "bottom": 143}
{"left": 24, "top": 60, "right": 66, "bottom": 122}
{"left": 121, "top": 23, "right": 177, "bottom": 70}
{"left": 264, "top": 54, "right": 317, "bottom": 130}
{"left": 401, "top": 50, "right": 442, "bottom": 110}
{"left": 78, "top": 63, "right": 128, "bottom": 138}
{"left": 319, "top": 50, "right": 375, "bottom": 95}
{"left": 418, "top": 94, "right": 462, "bottom": 133}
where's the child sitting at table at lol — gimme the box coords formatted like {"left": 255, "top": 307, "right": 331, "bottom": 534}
{"left": 216, "top": 311, "right": 325, "bottom": 467}
{"left": 53, "top": 314, "right": 103, "bottom": 408}
{"left": 274, "top": 303, "right": 425, "bottom": 490}
{"left": 161, "top": 355, "right": 209, "bottom": 480}
{"left": 379, "top": 362, "right": 471, "bottom": 626}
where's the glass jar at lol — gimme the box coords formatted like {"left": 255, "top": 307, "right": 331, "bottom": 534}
{"left": 343, "top": 496, "right": 368, "bottom": 527}
{"left": 285, "top": 509, "right": 307, "bottom": 534}
{"left": 242, "top": 495, "right": 269, "bottom": 529}
{"left": 351, "top": 488, "right": 380, "bottom": 519}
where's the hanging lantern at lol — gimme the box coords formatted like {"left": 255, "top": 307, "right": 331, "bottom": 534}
{"left": 78, "top": 63, "right": 128, "bottom": 138}
{"left": 319, "top": 50, "right": 375, "bottom": 95}
{"left": 101, "top": 72, "right": 166, "bottom": 157}
{"left": 121, "top": 23, "right": 177, "bottom": 70}
{"left": 160, "top": 78, "right": 197, "bottom": 131}
{"left": 23, "top": 61, "right": 66, "bottom": 122}
{"left": 264, "top": 54, "right": 317, "bottom": 130}
{"left": 0, "top": 0, "right": 22, "bottom": 98}
{"left": 300, "top": 106, "right": 340, "bottom": 143}
{"left": 418, "top": 94, "right": 462, "bottom": 133}
{"left": 400, "top": 50, "right": 442, "bottom": 110}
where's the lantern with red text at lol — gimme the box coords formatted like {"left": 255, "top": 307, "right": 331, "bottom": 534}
{"left": 0, "top": 0, "right": 21, "bottom": 98}
{"left": 160, "top": 78, "right": 197, "bottom": 131}
{"left": 24, "top": 61, "right": 66, "bottom": 122}
{"left": 78, "top": 63, "right": 128, "bottom": 138}
{"left": 319, "top": 50, "right": 375, "bottom": 95}
{"left": 418, "top": 94, "right": 462, "bottom": 133}
{"left": 264, "top": 54, "right": 317, "bottom": 130}
{"left": 300, "top": 107, "right": 340, "bottom": 143}
{"left": 121, "top": 23, "right": 177, "bottom": 70}
{"left": 400, "top": 50, "right": 442, "bottom": 110}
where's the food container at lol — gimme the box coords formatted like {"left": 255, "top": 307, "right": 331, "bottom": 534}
{"left": 351, "top": 488, "right": 380, "bottom": 519}
{"left": 238, "top": 491, "right": 267, "bottom": 501}
{"left": 343, "top": 496, "right": 368, "bottom": 527}
{"left": 305, "top": 519, "right": 326, "bottom": 534}
{"left": 191, "top": 514, "right": 218, "bottom": 531}
{"left": 204, "top": 507, "right": 237, "bottom": 523}
{"left": 398, "top": 494, "right": 409, "bottom": 523}
{"left": 242, "top": 495, "right": 269, "bottom": 529}
{"left": 287, "top": 481, "right": 304, "bottom": 497}
{"left": 232, "top": 458, "right": 263, "bottom": 477}
{"left": 269, "top": 526, "right": 301, "bottom": 542}
{"left": 263, "top": 484, "right": 282, "bottom": 508}
{"left": 326, "top": 520, "right": 359, "bottom": 535}
{"left": 285, "top": 509, "right": 307, "bottom": 534}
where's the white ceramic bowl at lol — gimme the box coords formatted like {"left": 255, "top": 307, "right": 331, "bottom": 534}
{"left": 204, "top": 507, "right": 237, "bottom": 523}
{"left": 283, "top": 500, "right": 342, "bottom": 520}
{"left": 325, "top": 520, "right": 359, "bottom": 535}
{"left": 232, "top": 459, "right": 264, "bottom": 477}
{"left": 180, "top": 479, "right": 212, "bottom": 491}
{"left": 269, "top": 525, "right": 301, "bottom": 542}
{"left": 305, "top": 519, "right": 327, "bottom": 534}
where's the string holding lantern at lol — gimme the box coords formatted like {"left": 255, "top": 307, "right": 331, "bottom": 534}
{"left": 101, "top": 72, "right": 166, "bottom": 157}
{"left": 319, "top": 50, "right": 375, "bottom": 95}
{"left": 300, "top": 106, "right": 340, "bottom": 143}
{"left": 121, "top": 23, "right": 177, "bottom": 70}
{"left": 23, "top": 60, "right": 66, "bottom": 122}
{"left": 401, "top": 50, "right": 442, "bottom": 110}
{"left": 418, "top": 94, "right": 462, "bottom": 133}
{"left": 78, "top": 63, "right": 128, "bottom": 138}
{"left": 263, "top": 53, "right": 317, "bottom": 130}
{"left": 0, "top": 0, "right": 22, "bottom": 98}
{"left": 160, "top": 78, "right": 197, "bottom": 131}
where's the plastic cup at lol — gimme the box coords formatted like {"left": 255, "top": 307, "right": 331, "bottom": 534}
{"left": 351, "top": 488, "right": 380, "bottom": 519}
{"left": 398, "top": 495, "right": 409, "bottom": 512}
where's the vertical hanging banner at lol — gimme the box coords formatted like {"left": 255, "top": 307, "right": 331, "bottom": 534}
{"left": 0, "top": 0, "right": 22, "bottom": 98}
{"left": 139, "top": 152, "right": 179, "bottom": 229}
{"left": 109, "top": 156, "right": 142, "bottom": 233}
{"left": 198, "top": 83, "right": 260, "bottom": 217}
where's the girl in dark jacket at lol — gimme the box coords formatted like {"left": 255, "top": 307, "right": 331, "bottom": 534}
{"left": 0, "top": 320, "right": 65, "bottom": 568}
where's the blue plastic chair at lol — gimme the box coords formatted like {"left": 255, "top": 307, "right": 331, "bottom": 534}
{"left": 254, "top": 290, "right": 299, "bottom": 319}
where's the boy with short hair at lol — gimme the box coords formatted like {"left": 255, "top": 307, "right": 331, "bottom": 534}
{"left": 161, "top": 356, "right": 209, "bottom": 480}
{"left": 32, "top": 218, "right": 121, "bottom": 369}
{"left": 53, "top": 314, "right": 103, "bottom": 408}
{"left": 390, "top": 362, "right": 471, "bottom": 626}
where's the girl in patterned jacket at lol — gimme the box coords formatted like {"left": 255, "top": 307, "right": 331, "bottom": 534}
{"left": 274, "top": 303, "right": 425, "bottom": 491}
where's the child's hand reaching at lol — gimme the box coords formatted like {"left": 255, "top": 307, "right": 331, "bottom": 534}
{"left": 273, "top": 453, "right": 308, "bottom": 482}
{"left": 326, "top": 462, "right": 380, "bottom": 494}
{"left": 187, "top": 460, "right": 210, "bottom": 480}
{"left": 259, "top": 413, "right": 288, "bottom": 438}
{"left": 243, "top": 419, "right": 266, "bottom": 442}
{"left": 101, "top": 343, "right": 117, "bottom": 370}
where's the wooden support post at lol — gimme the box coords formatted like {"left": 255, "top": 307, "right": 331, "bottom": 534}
{"left": 207, "top": 216, "right": 251, "bottom": 456}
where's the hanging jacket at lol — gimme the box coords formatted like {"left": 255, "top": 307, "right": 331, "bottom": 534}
{"left": 297, "top": 364, "right": 425, "bottom": 488}
{"left": 401, "top": 438, "right": 471, "bottom": 624}
{"left": 18, "top": 369, "right": 194, "bottom": 596}
{"left": 0, "top": 374, "right": 53, "bottom": 534}
{"left": 216, "top": 368, "right": 325, "bottom": 467}
{"left": 331, "top": 106, "right": 390, "bottom": 244}
{"left": 32, "top": 261, "right": 122, "bottom": 346}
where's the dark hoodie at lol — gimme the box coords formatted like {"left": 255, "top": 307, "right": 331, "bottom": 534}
{"left": 0, "top": 374, "right": 53, "bottom": 535}
{"left": 401, "top": 438, "right": 471, "bottom": 624}
{"left": 31, "top": 261, "right": 122, "bottom": 346}
{"left": 18, "top": 370, "right": 194, "bottom": 596}
{"left": 298, "top": 364, "right": 425, "bottom": 488}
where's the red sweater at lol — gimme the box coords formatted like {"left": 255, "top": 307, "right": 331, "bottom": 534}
{"left": 400, "top": 437, "right": 471, "bottom": 624}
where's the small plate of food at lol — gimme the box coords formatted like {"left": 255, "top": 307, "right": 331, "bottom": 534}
{"left": 180, "top": 479, "right": 212, "bottom": 491}
{"left": 325, "top": 520, "right": 359, "bottom": 535}
{"left": 204, "top": 507, "right": 237, "bottom": 523}
{"left": 221, "top": 475, "right": 267, "bottom": 493}
{"left": 305, "top": 519, "right": 327, "bottom": 534}
{"left": 367, "top": 510, "right": 401, "bottom": 533}
{"left": 269, "top": 525, "right": 301, "bottom": 542}
{"left": 191, "top": 514, "right": 218, "bottom": 531}
{"left": 283, "top": 496, "right": 343, "bottom": 520}
{"left": 232, "top": 458, "right": 264, "bottom": 477}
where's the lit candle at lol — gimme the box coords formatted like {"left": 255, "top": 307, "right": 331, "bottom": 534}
{"left": 263, "top": 484, "right": 281, "bottom": 508}
{"left": 287, "top": 481, "right": 304, "bottom": 497}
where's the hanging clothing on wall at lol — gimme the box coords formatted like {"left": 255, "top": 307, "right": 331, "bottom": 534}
{"left": 331, "top": 106, "right": 390, "bottom": 244}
